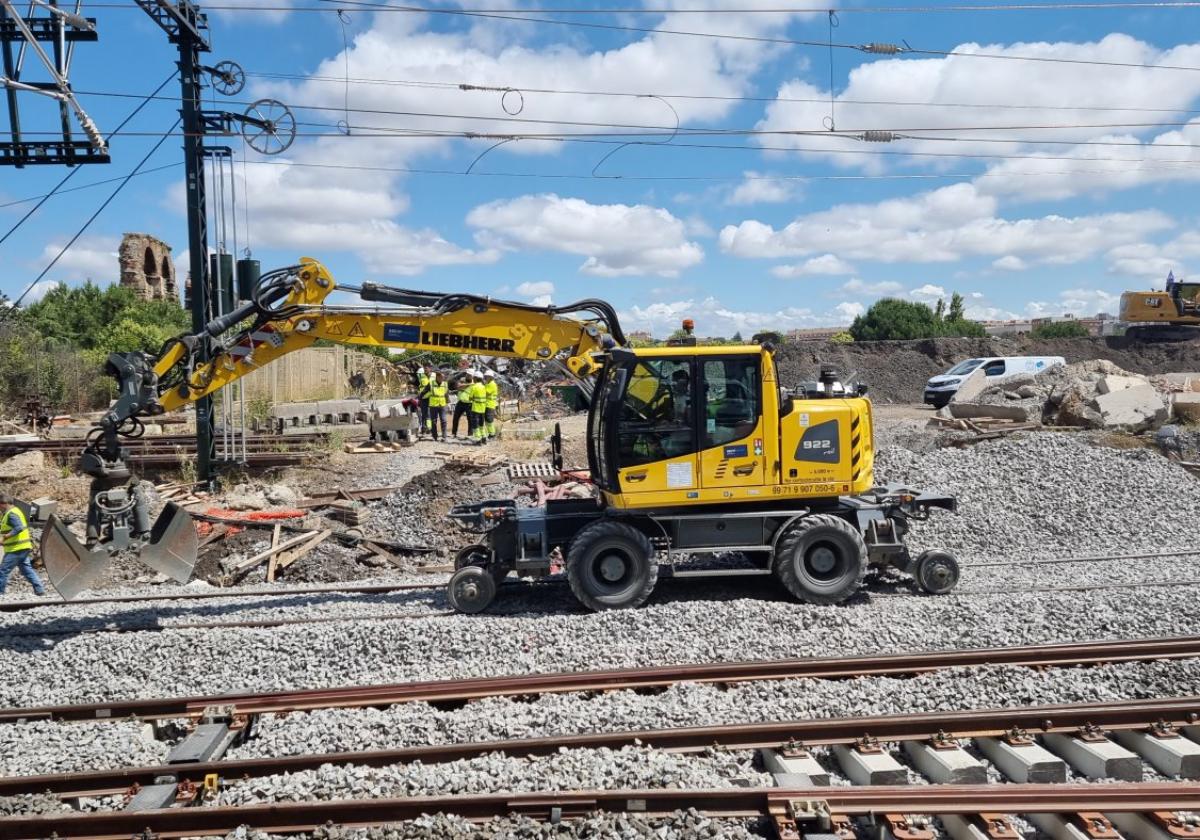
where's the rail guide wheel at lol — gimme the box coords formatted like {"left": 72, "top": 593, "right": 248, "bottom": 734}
{"left": 447, "top": 565, "right": 497, "bottom": 614}
{"left": 913, "top": 549, "right": 961, "bottom": 595}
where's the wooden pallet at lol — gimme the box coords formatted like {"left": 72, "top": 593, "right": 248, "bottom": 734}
{"left": 508, "top": 462, "right": 558, "bottom": 480}
{"left": 431, "top": 449, "right": 508, "bottom": 468}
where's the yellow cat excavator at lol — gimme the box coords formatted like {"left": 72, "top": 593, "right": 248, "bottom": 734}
{"left": 42, "top": 258, "right": 959, "bottom": 611}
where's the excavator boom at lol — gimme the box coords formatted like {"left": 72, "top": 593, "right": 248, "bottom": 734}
{"left": 41, "top": 258, "right": 621, "bottom": 598}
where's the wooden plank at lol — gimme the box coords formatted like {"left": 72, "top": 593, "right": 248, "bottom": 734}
{"left": 274, "top": 530, "right": 332, "bottom": 571}
{"left": 226, "top": 530, "right": 319, "bottom": 574}
{"left": 266, "top": 523, "right": 283, "bottom": 583}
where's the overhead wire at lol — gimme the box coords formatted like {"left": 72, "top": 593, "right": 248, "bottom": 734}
{"left": 0, "top": 71, "right": 177, "bottom": 249}
{"left": 1, "top": 118, "right": 182, "bottom": 318}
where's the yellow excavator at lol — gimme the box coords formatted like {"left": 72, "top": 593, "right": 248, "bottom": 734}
{"left": 1119, "top": 271, "right": 1200, "bottom": 340}
{"left": 41, "top": 258, "right": 959, "bottom": 611}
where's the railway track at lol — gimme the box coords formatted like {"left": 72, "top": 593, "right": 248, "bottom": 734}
{"left": 3, "top": 695, "right": 1197, "bottom": 798}
{"left": 2, "top": 782, "right": 1197, "bottom": 840}
{"left": 4, "top": 635, "right": 1197, "bottom": 724}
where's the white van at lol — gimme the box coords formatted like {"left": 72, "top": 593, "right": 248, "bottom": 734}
{"left": 924, "top": 356, "right": 1064, "bottom": 408}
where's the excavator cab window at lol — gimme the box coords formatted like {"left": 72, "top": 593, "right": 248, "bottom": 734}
{"left": 701, "top": 357, "right": 760, "bottom": 447}
{"left": 615, "top": 358, "right": 697, "bottom": 468}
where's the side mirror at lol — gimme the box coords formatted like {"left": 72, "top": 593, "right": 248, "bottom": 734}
{"left": 856, "top": 384, "right": 869, "bottom": 397}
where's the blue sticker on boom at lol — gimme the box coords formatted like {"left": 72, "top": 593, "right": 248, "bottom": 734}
{"left": 723, "top": 444, "right": 749, "bottom": 458}
{"left": 383, "top": 324, "right": 421, "bottom": 343}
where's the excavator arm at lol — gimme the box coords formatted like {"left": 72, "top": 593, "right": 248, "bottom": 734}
{"left": 41, "top": 258, "right": 622, "bottom": 598}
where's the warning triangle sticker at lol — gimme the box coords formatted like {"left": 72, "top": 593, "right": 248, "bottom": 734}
{"left": 326, "top": 323, "right": 343, "bottom": 335}
{"left": 348, "top": 321, "right": 366, "bottom": 338}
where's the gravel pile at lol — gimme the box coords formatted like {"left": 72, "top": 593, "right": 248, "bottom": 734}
{"left": 231, "top": 659, "right": 1200, "bottom": 759}
{"left": 875, "top": 432, "right": 1200, "bottom": 562}
{"left": 0, "top": 719, "right": 168, "bottom": 775}
{"left": 222, "top": 810, "right": 766, "bottom": 840}
{"left": 220, "top": 746, "right": 766, "bottom": 805}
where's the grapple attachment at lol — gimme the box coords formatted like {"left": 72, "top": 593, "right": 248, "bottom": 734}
{"left": 40, "top": 502, "right": 198, "bottom": 600}
{"left": 41, "top": 515, "right": 110, "bottom": 600}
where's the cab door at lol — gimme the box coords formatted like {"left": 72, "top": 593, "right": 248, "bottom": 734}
{"left": 699, "top": 356, "right": 765, "bottom": 491}
{"left": 613, "top": 357, "right": 700, "bottom": 497}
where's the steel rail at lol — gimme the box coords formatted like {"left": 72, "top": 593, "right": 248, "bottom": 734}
{"left": 0, "top": 581, "right": 443, "bottom": 613}
{"left": 1, "top": 783, "right": 1196, "bottom": 840}
{"left": 3, "top": 636, "right": 1198, "bottom": 724}
{"left": 3, "top": 696, "right": 1197, "bottom": 799}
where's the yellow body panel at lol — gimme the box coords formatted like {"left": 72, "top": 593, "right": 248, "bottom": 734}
{"left": 1119, "top": 291, "right": 1196, "bottom": 324}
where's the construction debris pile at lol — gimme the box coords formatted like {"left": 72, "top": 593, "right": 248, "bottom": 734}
{"left": 945, "top": 360, "right": 1175, "bottom": 432}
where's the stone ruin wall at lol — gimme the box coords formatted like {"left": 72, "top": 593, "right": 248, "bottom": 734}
{"left": 118, "top": 233, "right": 178, "bottom": 301}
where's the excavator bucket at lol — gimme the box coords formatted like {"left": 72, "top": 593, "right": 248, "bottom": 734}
{"left": 41, "top": 515, "right": 110, "bottom": 600}
{"left": 138, "top": 502, "right": 198, "bottom": 584}
{"left": 41, "top": 503, "right": 198, "bottom": 600}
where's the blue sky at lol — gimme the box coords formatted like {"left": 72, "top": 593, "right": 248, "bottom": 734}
{"left": 4, "top": 0, "right": 1200, "bottom": 336}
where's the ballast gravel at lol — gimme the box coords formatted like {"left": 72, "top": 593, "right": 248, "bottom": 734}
{"left": 221, "top": 810, "right": 766, "bottom": 840}
{"left": 230, "top": 658, "right": 1200, "bottom": 759}
{"left": 0, "top": 719, "right": 168, "bottom": 775}
{"left": 219, "top": 746, "right": 767, "bottom": 805}
{"left": 874, "top": 431, "right": 1200, "bottom": 563}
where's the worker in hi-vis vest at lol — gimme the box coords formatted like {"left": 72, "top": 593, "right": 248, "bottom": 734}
{"left": 483, "top": 370, "right": 500, "bottom": 441}
{"left": 427, "top": 371, "right": 449, "bottom": 441}
{"left": 468, "top": 371, "right": 488, "bottom": 445}
{"left": 0, "top": 494, "right": 44, "bottom": 596}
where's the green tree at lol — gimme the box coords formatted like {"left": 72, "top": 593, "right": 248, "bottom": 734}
{"left": 934, "top": 298, "right": 946, "bottom": 320}
{"left": 850, "top": 297, "right": 985, "bottom": 341}
{"left": 1030, "top": 320, "right": 1089, "bottom": 339}
{"left": 948, "top": 291, "right": 966, "bottom": 321}
{"left": 731, "top": 330, "right": 744, "bottom": 343}
{"left": 829, "top": 331, "right": 854, "bottom": 344}
{"left": 751, "top": 330, "right": 785, "bottom": 345}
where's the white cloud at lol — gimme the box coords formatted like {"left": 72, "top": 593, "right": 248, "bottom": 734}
{"left": 835, "top": 301, "right": 865, "bottom": 320}
{"left": 36, "top": 235, "right": 118, "bottom": 283}
{"left": 24, "top": 280, "right": 61, "bottom": 303}
{"left": 727, "top": 172, "right": 800, "bottom": 205}
{"left": 620, "top": 296, "right": 851, "bottom": 338}
{"left": 771, "top": 254, "right": 856, "bottom": 278}
{"left": 909, "top": 284, "right": 947, "bottom": 302}
{"left": 516, "top": 280, "right": 555, "bottom": 306}
{"left": 468, "top": 194, "right": 703, "bottom": 277}
{"left": 1104, "top": 232, "right": 1200, "bottom": 283}
{"left": 993, "top": 256, "right": 1028, "bottom": 272}
{"left": 719, "top": 183, "right": 1173, "bottom": 266}
{"left": 755, "top": 35, "right": 1200, "bottom": 172}
{"left": 841, "top": 278, "right": 904, "bottom": 296}
{"left": 1027, "top": 288, "right": 1123, "bottom": 318}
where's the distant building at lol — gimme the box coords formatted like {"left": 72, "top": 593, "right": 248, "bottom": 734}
{"left": 1029, "top": 313, "right": 1117, "bottom": 336}
{"left": 981, "top": 319, "right": 1032, "bottom": 336}
{"left": 785, "top": 327, "right": 846, "bottom": 342}
{"left": 627, "top": 330, "right": 654, "bottom": 343}
{"left": 119, "top": 233, "right": 177, "bottom": 301}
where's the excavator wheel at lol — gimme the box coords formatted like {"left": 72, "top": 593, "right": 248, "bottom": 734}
{"left": 566, "top": 520, "right": 657, "bottom": 611}
{"left": 447, "top": 565, "right": 497, "bottom": 614}
{"left": 913, "top": 550, "right": 960, "bottom": 595}
{"left": 773, "top": 514, "right": 867, "bottom": 605}
{"left": 455, "top": 544, "right": 507, "bottom": 586}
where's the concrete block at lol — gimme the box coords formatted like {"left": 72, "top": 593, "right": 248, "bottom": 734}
{"left": 126, "top": 782, "right": 178, "bottom": 811}
{"left": 1043, "top": 733, "right": 1143, "bottom": 780}
{"left": 1030, "top": 813, "right": 1125, "bottom": 840}
{"left": 975, "top": 737, "right": 1067, "bottom": 783}
{"left": 758, "top": 748, "right": 830, "bottom": 785}
{"left": 947, "top": 402, "right": 1035, "bottom": 422}
{"left": 1113, "top": 730, "right": 1200, "bottom": 778}
{"left": 1173, "top": 393, "right": 1200, "bottom": 422}
{"left": 941, "top": 815, "right": 1018, "bottom": 840}
{"left": 950, "top": 368, "right": 990, "bottom": 403}
{"left": 1096, "top": 374, "right": 1145, "bottom": 395}
{"left": 1108, "top": 812, "right": 1199, "bottom": 840}
{"left": 167, "top": 722, "right": 232, "bottom": 764}
{"left": 1096, "top": 384, "right": 1168, "bottom": 431}
{"left": 902, "top": 740, "right": 987, "bottom": 783}
{"left": 832, "top": 744, "right": 908, "bottom": 785}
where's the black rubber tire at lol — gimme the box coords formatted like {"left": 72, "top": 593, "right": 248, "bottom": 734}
{"left": 773, "top": 513, "right": 867, "bottom": 605}
{"left": 447, "top": 565, "right": 497, "bottom": 614}
{"left": 914, "top": 549, "right": 960, "bottom": 594}
{"left": 454, "top": 544, "right": 506, "bottom": 586}
{"left": 567, "top": 520, "right": 657, "bottom": 611}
